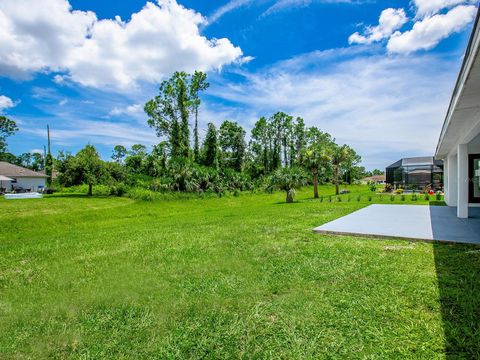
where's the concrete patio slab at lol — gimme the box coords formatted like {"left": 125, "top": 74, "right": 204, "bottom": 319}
{"left": 314, "top": 205, "right": 480, "bottom": 245}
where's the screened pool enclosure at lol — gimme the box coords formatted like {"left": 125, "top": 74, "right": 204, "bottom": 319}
{"left": 386, "top": 157, "right": 443, "bottom": 191}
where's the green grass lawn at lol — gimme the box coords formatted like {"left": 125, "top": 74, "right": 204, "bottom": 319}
{"left": 0, "top": 185, "right": 479, "bottom": 359}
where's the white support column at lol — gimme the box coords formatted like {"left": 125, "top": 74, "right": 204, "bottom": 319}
{"left": 447, "top": 153, "right": 458, "bottom": 206}
{"left": 457, "top": 143, "right": 469, "bottom": 218}
{"left": 444, "top": 157, "right": 449, "bottom": 204}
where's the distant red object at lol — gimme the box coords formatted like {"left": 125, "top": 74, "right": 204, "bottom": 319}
{"left": 429, "top": 190, "right": 435, "bottom": 195}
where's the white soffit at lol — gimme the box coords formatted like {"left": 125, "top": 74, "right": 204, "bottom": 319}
{"left": 436, "top": 8, "right": 480, "bottom": 158}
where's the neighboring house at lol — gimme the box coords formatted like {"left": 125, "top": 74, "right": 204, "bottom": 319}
{"left": 435, "top": 8, "right": 480, "bottom": 218}
{"left": 360, "top": 175, "right": 386, "bottom": 185}
{"left": 0, "top": 161, "right": 48, "bottom": 192}
{"left": 386, "top": 157, "right": 443, "bottom": 191}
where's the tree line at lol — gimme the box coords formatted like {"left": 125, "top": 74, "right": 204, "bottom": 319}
{"left": 0, "top": 71, "right": 379, "bottom": 201}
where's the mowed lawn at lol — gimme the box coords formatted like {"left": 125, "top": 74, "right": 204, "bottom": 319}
{"left": 1, "top": 186, "right": 479, "bottom": 359}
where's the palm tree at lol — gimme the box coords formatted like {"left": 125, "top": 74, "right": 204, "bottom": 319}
{"left": 303, "top": 128, "right": 332, "bottom": 198}
{"left": 330, "top": 144, "right": 352, "bottom": 196}
{"left": 270, "top": 167, "right": 307, "bottom": 203}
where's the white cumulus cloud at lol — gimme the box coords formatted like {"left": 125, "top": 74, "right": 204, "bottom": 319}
{"left": 0, "top": 95, "right": 17, "bottom": 112}
{"left": 0, "top": 0, "right": 95, "bottom": 78}
{"left": 412, "top": 0, "right": 476, "bottom": 18}
{"left": 349, "top": 8, "right": 408, "bottom": 45}
{"left": 0, "top": 0, "right": 245, "bottom": 89}
{"left": 388, "top": 5, "right": 477, "bottom": 54}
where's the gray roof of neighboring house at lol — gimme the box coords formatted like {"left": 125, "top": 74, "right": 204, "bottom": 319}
{"left": 386, "top": 156, "right": 443, "bottom": 169}
{"left": 361, "top": 175, "right": 386, "bottom": 182}
{"left": 0, "top": 161, "right": 48, "bottom": 178}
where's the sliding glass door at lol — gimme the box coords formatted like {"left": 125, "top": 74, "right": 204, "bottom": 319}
{"left": 469, "top": 154, "right": 480, "bottom": 203}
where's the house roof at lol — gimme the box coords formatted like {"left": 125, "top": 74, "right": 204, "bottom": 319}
{"left": 362, "top": 175, "right": 386, "bottom": 182}
{"left": 0, "top": 161, "right": 48, "bottom": 178}
{"left": 386, "top": 156, "right": 443, "bottom": 169}
{"left": 436, "top": 7, "right": 480, "bottom": 158}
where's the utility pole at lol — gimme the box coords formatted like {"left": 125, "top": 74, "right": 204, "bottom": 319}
{"left": 46, "top": 125, "right": 53, "bottom": 186}
{"left": 47, "top": 124, "right": 51, "bottom": 155}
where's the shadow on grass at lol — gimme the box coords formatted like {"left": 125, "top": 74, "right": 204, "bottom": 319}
{"left": 433, "top": 243, "right": 480, "bottom": 358}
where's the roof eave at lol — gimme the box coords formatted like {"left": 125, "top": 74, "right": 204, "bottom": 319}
{"left": 435, "top": 7, "right": 480, "bottom": 159}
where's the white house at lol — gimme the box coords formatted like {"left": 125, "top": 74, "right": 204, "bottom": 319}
{"left": 0, "top": 161, "right": 48, "bottom": 192}
{"left": 435, "top": 8, "right": 480, "bottom": 218}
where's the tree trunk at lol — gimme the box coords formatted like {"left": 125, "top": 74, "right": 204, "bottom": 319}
{"left": 335, "top": 164, "right": 339, "bottom": 195}
{"left": 194, "top": 105, "right": 199, "bottom": 162}
{"left": 88, "top": 183, "right": 93, "bottom": 196}
{"left": 313, "top": 169, "right": 319, "bottom": 199}
{"left": 286, "top": 190, "right": 294, "bottom": 203}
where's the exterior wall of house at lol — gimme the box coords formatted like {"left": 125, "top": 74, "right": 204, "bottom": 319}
{"left": 442, "top": 131, "right": 480, "bottom": 217}
{"left": 10, "top": 177, "right": 46, "bottom": 191}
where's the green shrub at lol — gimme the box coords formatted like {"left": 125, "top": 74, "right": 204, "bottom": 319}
{"left": 436, "top": 191, "right": 442, "bottom": 201}
{"left": 401, "top": 195, "right": 405, "bottom": 201}
{"left": 149, "top": 178, "right": 170, "bottom": 192}
{"left": 356, "top": 195, "right": 361, "bottom": 202}
{"left": 411, "top": 193, "right": 417, "bottom": 201}
{"left": 367, "top": 180, "right": 377, "bottom": 193}
{"left": 109, "top": 183, "right": 128, "bottom": 197}
{"left": 384, "top": 183, "right": 393, "bottom": 193}
{"left": 126, "top": 188, "right": 160, "bottom": 201}
{"left": 424, "top": 194, "right": 430, "bottom": 201}
{"left": 368, "top": 196, "right": 372, "bottom": 201}
{"left": 390, "top": 195, "right": 395, "bottom": 201}
{"left": 395, "top": 188, "right": 404, "bottom": 195}
{"left": 56, "top": 184, "right": 111, "bottom": 196}
{"left": 337, "top": 196, "right": 342, "bottom": 202}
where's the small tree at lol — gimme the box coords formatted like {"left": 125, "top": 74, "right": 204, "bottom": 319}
{"left": 367, "top": 180, "right": 377, "bottom": 193}
{"left": 303, "top": 127, "right": 332, "bottom": 199}
{"left": 31, "top": 152, "right": 44, "bottom": 171}
{"left": 125, "top": 144, "right": 147, "bottom": 174}
{"left": 0, "top": 116, "right": 18, "bottom": 159}
{"left": 202, "top": 123, "right": 220, "bottom": 169}
{"left": 111, "top": 145, "right": 127, "bottom": 163}
{"left": 45, "top": 152, "right": 54, "bottom": 186}
{"left": 74, "top": 145, "right": 107, "bottom": 196}
{"left": 145, "top": 72, "right": 191, "bottom": 159}
{"left": 17, "top": 153, "right": 33, "bottom": 168}
{"left": 219, "top": 120, "right": 246, "bottom": 171}
{"left": 190, "top": 71, "right": 209, "bottom": 163}
{"left": 270, "top": 167, "right": 307, "bottom": 203}
{"left": 330, "top": 144, "right": 354, "bottom": 196}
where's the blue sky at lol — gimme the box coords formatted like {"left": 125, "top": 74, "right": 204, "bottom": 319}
{"left": 0, "top": 0, "right": 478, "bottom": 169}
